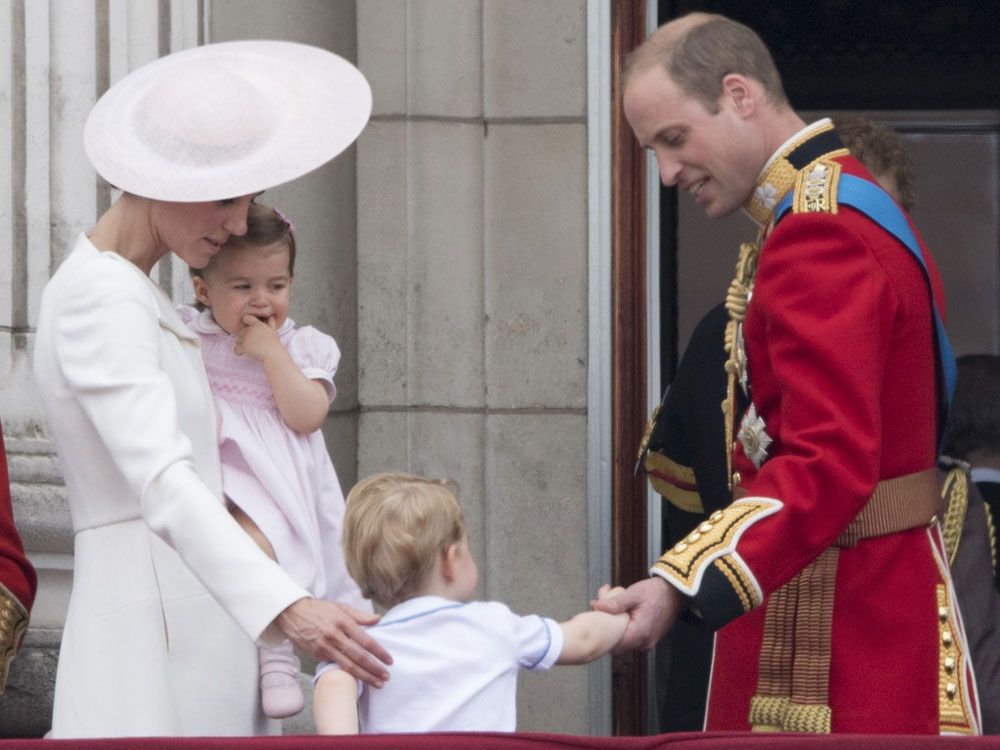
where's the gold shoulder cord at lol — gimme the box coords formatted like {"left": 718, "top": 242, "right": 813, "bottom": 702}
{"left": 940, "top": 468, "right": 968, "bottom": 566}
{"left": 722, "top": 240, "right": 761, "bottom": 490}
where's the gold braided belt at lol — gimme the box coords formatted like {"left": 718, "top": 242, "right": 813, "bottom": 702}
{"left": 740, "top": 468, "right": 943, "bottom": 733}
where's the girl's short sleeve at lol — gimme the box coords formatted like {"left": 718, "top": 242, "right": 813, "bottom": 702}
{"left": 287, "top": 326, "right": 341, "bottom": 402}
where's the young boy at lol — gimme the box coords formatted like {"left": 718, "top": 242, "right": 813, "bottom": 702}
{"left": 313, "top": 471, "right": 628, "bottom": 734}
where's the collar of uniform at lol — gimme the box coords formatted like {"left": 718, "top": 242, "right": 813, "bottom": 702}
{"left": 742, "top": 118, "right": 847, "bottom": 228}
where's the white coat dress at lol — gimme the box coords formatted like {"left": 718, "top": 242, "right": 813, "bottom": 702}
{"left": 33, "top": 234, "right": 310, "bottom": 738}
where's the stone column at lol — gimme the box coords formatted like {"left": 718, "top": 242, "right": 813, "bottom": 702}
{"left": 356, "top": 0, "right": 592, "bottom": 732}
{"left": 1, "top": 0, "right": 359, "bottom": 735}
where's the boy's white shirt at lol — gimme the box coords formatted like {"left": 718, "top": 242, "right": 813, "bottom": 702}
{"left": 318, "top": 595, "right": 563, "bottom": 733}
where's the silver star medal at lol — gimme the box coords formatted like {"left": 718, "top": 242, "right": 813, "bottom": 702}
{"left": 738, "top": 403, "right": 772, "bottom": 469}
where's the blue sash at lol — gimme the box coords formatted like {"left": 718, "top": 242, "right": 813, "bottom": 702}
{"left": 775, "top": 174, "right": 956, "bottom": 430}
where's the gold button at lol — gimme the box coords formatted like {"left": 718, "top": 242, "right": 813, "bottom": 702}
{"left": 675, "top": 543, "right": 688, "bottom": 553}
{"left": 942, "top": 631, "right": 953, "bottom": 647}
{"left": 710, "top": 511, "right": 723, "bottom": 522}
{"left": 731, "top": 471, "right": 742, "bottom": 486}
{"left": 946, "top": 682, "right": 957, "bottom": 699}
{"left": 699, "top": 522, "right": 713, "bottom": 534}
{"left": 938, "top": 606, "right": 949, "bottom": 623}
{"left": 944, "top": 657, "right": 956, "bottom": 674}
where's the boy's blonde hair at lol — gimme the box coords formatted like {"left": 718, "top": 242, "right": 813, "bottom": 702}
{"left": 343, "top": 472, "right": 466, "bottom": 609}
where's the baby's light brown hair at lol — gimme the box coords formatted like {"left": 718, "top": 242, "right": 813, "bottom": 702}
{"left": 343, "top": 472, "right": 466, "bottom": 609}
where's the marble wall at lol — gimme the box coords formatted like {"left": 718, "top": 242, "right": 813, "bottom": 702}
{"left": 355, "top": 0, "right": 593, "bottom": 732}
{"left": 1, "top": 0, "right": 599, "bottom": 736}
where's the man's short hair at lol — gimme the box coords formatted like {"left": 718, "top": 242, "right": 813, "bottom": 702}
{"left": 834, "top": 115, "right": 916, "bottom": 211}
{"left": 624, "top": 13, "right": 788, "bottom": 114}
{"left": 343, "top": 471, "right": 466, "bottom": 609}
{"left": 942, "top": 354, "right": 1000, "bottom": 463}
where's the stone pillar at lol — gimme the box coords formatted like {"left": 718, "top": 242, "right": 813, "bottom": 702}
{"left": 356, "top": 0, "right": 592, "bottom": 733}
{"left": 1, "top": 1, "right": 204, "bottom": 736}
{"left": 1, "top": 0, "right": 359, "bottom": 736}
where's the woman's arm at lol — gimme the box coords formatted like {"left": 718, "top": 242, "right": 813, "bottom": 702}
{"left": 47, "top": 257, "right": 390, "bottom": 684}
{"left": 235, "top": 315, "right": 329, "bottom": 433}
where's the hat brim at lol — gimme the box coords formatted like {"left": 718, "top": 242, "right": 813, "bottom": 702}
{"left": 84, "top": 40, "right": 372, "bottom": 203}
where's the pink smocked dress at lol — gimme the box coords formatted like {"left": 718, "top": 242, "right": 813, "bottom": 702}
{"left": 179, "top": 306, "right": 369, "bottom": 612}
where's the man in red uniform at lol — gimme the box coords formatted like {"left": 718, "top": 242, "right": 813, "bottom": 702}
{"left": 1, "top": 421, "right": 36, "bottom": 693}
{"left": 597, "top": 12, "right": 981, "bottom": 734}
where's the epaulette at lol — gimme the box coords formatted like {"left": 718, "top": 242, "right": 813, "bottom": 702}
{"left": 791, "top": 158, "right": 842, "bottom": 215}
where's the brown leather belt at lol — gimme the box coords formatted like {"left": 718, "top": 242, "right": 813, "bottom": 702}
{"left": 835, "top": 468, "right": 943, "bottom": 546}
{"left": 741, "top": 467, "right": 943, "bottom": 733}
{"left": 733, "top": 467, "right": 943, "bottom": 546}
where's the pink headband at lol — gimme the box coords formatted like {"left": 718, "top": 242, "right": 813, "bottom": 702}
{"left": 273, "top": 208, "right": 295, "bottom": 233}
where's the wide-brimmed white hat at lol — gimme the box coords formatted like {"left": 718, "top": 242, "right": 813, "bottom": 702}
{"left": 84, "top": 40, "right": 371, "bottom": 202}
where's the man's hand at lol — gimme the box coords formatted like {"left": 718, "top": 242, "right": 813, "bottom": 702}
{"left": 590, "top": 576, "right": 684, "bottom": 653}
{"left": 276, "top": 598, "right": 392, "bottom": 688}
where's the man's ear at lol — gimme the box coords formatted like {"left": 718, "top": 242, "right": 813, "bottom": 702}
{"left": 192, "top": 275, "right": 210, "bottom": 306}
{"left": 721, "top": 73, "right": 755, "bottom": 118}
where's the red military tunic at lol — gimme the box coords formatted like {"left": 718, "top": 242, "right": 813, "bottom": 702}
{"left": 652, "top": 120, "right": 980, "bottom": 735}
{"left": 1, "top": 421, "right": 36, "bottom": 692}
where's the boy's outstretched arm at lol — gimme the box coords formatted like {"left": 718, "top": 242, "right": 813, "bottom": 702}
{"left": 556, "top": 586, "right": 629, "bottom": 665}
{"left": 313, "top": 669, "right": 360, "bottom": 735}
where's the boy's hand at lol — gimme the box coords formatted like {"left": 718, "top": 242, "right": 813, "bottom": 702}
{"left": 591, "top": 577, "right": 684, "bottom": 653}
{"left": 596, "top": 584, "right": 627, "bottom": 602}
{"left": 235, "top": 314, "right": 282, "bottom": 362}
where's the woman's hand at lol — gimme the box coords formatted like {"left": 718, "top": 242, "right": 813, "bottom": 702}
{"left": 275, "top": 598, "right": 392, "bottom": 688}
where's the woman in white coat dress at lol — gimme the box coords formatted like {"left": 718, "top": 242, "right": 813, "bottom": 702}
{"left": 32, "top": 41, "right": 391, "bottom": 738}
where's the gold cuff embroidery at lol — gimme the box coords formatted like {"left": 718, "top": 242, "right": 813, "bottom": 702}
{"left": 652, "top": 497, "right": 781, "bottom": 597}
{"left": 714, "top": 556, "right": 754, "bottom": 613}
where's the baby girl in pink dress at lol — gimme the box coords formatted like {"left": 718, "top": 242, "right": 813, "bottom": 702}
{"left": 179, "top": 203, "right": 370, "bottom": 719}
